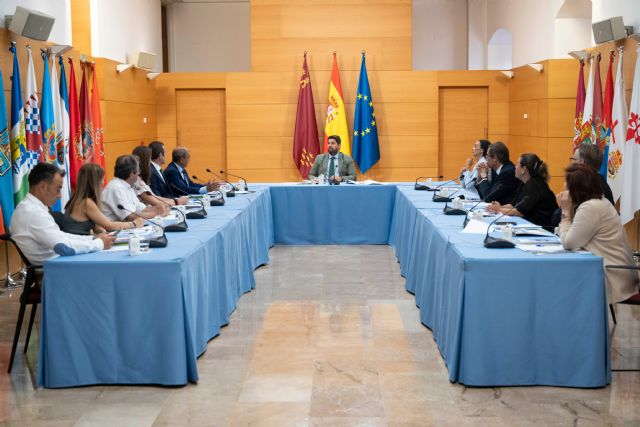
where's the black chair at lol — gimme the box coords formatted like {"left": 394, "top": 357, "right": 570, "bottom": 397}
{"left": 0, "top": 234, "right": 42, "bottom": 373}
{"left": 608, "top": 251, "right": 640, "bottom": 326}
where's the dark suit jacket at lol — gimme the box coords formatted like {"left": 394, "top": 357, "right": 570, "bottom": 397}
{"left": 308, "top": 152, "right": 357, "bottom": 181}
{"left": 163, "top": 162, "right": 204, "bottom": 195}
{"left": 150, "top": 164, "right": 174, "bottom": 198}
{"left": 475, "top": 161, "right": 520, "bottom": 205}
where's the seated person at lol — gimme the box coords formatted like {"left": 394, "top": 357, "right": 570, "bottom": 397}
{"left": 308, "top": 135, "right": 357, "bottom": 183}
{"left": 557, "top": 163, "right": 638, "bottom": 304}
{"left": 101, "top": 155, "right": 169, "bottom": 222}
{"left": 148, "top": 140, "right": 174, "bottom": 198}
{"left": 460, "top": 139, "right": 490, "bottom": 194}
{"left": 132, "top": 145, "right": 188, "bottom": 207}
{"left": 475, "top": 141, "right": 520, "bottom": 204}
{"left": 61, "top": 164, "right": 144, "bottom": 235}
{"left": 163, "top": 147, "right": 220, "bottom": 195}
{"left": 9, "top": 163, "right": 114, "bottom": 265}
{"left": 486, "top": 153, "right": 558, "bottom": 229}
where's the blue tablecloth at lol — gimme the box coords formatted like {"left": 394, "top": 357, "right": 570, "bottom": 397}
{"left": 389, "top": 185, "right": 611, "bottom": 387}
{"left": 38, "top": 188, "right": 274, "bottom": 388}
{"left": 269, "top": 184, "right": 396, "bottom": 244}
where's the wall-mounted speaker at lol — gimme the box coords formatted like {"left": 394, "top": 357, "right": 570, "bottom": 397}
{"left": 8, "top": 6, "right": 55, "bottom": 42}
{"left": 592, "top": 16, "right": 626, "bottom": 44}
{"left": 130, "top": 51, "right": 156, "bottom": 70}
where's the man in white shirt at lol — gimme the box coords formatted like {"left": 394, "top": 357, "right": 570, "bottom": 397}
{"left": 101, "top": 155, "right": 168, "bottom": 221}
{"left": 10, "top": 163, "right": 114, "bottom": 265}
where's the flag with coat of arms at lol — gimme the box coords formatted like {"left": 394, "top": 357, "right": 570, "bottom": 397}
{"left": 0, "top": 58, "right": 13, "bottom": 232}
{"left": 620, "top": 47, "right": 640, "bottom": 224}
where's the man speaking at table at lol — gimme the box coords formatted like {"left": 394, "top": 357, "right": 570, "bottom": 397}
{"left": 164, "top": 147, "right": 220, "bottom": 195}
{"left": 308, "top": 135, "right": 357, "bottom": 183}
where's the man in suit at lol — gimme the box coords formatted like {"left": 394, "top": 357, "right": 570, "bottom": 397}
{"left": 148, "top": 141, "right": 175, "bottom": 199}
{"left": 475, "top": 141, "right": 519, "bottom": 204}
{"left": 163, "top": 147, "right": 219, "bottom": 195}
{"left": 308, "top": 135, "right": 357, "bottom": 183}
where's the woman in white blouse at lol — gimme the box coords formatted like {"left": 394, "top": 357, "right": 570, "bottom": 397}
{"left": 460, "top": 139, "right": 490, "bottom": 194}
{"left": 557, "top": 163, "right": 638, "bottom": 303}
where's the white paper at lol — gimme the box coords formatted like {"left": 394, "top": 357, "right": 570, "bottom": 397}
{"left": 461, "top": 219, "right": 489, "bottom": 234}
{"left": 515, "top": 244, "right": 566, "bottom": 254}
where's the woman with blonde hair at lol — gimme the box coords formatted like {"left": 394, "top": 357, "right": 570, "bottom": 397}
{"left": 61, "top": 163, "right": 144, "bottom": 235}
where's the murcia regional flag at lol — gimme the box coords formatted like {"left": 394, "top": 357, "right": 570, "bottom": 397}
{"left": 323, "top": 53, "right": 350, "bottom": 155}
{"left": 620, "top": 47, "right": 640, "bottom": 224}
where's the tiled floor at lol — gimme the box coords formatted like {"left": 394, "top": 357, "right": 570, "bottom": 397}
{"left": 0, "top": 245, "right": 639, "bottom": 426}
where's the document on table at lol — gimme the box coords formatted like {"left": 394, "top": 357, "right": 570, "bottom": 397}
{"left": 461, "top": 219, "right": 489, "bottom": 234}
{"left": 345, "top": 179, "right": 384, "bottom": 185}
{"left": 515, "top": 243, "right": 566, "bottom": 254}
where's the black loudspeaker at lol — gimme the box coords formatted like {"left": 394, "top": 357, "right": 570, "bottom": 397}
{"left": 8, "top": 6, "right": 55, "bottom": 41}
{"left": 592, "top": 16, "right": 626, "bottom": 44}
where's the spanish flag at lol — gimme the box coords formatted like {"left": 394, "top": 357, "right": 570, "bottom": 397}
{"left": 323, "top": 53, "right": 350, "bottom": 155}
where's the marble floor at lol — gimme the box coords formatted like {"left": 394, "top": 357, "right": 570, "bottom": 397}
{"left": 0, "top": 245, "right": 639, "bottom": 426}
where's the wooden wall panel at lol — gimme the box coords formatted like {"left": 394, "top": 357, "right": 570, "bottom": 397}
{"left": 70, "top": 0, "right": 92, "bottom": 57}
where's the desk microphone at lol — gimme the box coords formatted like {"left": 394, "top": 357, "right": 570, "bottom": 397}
{"left": 414, "top": 175, "right": 444, "bottom": 191}
{"left": 145, "top": 193, "right": 188, "bottom": 231}
{"left": 191, "top": 175, "right": 227, "bottom": 205}
{"left": 443, "top": 187, "right": 467, "bottom": 215}
{"left": 483, "top": 196, "right": 529, "bottom": 249}
{"left": 219, "top": 169, "right": 248, "bottom": 191}
{"left": 170, "top": 183, "right": 213, "bottom": 212}
{"left": 463, "top": 184, "right": 502, "bottom": 227}
{"left": 117, "top": 204, "right": 168, "bottom": 248}
{"left": 432, "top": 178, "right": 461, "bottom": 202}
{"left": 205, "top": 169, "right": 235, "bottom": 197}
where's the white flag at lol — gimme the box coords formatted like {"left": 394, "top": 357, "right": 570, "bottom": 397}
{"left": 581, "top": 57, "right": 595, "bottom": 144}
{"left": 50, "top": 55, "right": 70, "bottom": 210}
{"left": 620, "top": 48, "right": 640, "bottom": 224}
{"left": 607, "top": 48, "right": 628, "bottom": 203}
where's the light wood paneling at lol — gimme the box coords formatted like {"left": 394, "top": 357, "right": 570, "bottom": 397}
{"left": 101, "top": 101, "right": 157, "bottom": 143}
{"left": 104, "top": 140, "right": 145, "bottom": 180}
{"left": 438, "top": 87, "right": 488, "bottom": 179}
{"left": 70, "top": 0, "right": 92, "bottom": 57}
{"left": 547, "top": 98, "right": 575, "bottom": 138}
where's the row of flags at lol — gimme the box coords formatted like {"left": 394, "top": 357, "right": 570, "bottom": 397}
{"left": 574, "top": 46, "right": 640, "bottom": 224}
{"left": 0, "top": 43, "right": 106, "bottom": 233}
{"left": 293, "top": 52, "right": 380, "bottom": 178}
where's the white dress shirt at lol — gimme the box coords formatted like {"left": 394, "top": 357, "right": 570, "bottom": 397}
{"left": 9, "top": 193, "right": 104, "bottom": 265}
{"left": 131, "top": 176, "right": 153, "bottom": 197}
{"left": 151, "top": 162, "right": 165, "bottom": 182}
{"left": 101, "top": 177, "right": 147, "bottom": 221}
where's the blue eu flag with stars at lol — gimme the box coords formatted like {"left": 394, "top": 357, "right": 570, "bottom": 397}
{"left": 352, "top": 53, "right": 380, "bottom": 175}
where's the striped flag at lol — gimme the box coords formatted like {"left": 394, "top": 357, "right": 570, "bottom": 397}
{"left": 67, "top": 59, "right": 83, "bottom": 189}
{"left": 25, "top": 46, "right": 43, "bottom": 163}
{"left": 59, "top": 56, "right": 71, "bottom": 204}
{"left": 573, "top": 60, "right": 586, "bottom": 150}
{"left": 90, "top": 63, "right": 106, "bottom": 169}
{"left": 0, "top": 58, "right": 14, "bottom": 232}
{"left": 608, "top": 47, "right": 628, "bottom": 202}
{"left": 49, "top": 52, "right": 69, "bottom": 210}
{"left": 600, "top": 51, "right": 614, "bottom": 178}
{"left": 9, "top": 43, "right": 29, "bottom": 206}
{"left": 620, "top": 48, "right": 640, "bottom": 224}
{"left": 323, "top": 53, "right": 350, "bottom": 155}
{"left": 352, "top": 52, "right": 380, "bottom": 174}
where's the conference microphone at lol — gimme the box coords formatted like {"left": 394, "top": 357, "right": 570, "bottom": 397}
{"left": 414, "top": 175, "right": 444, "bottom": 191}
{"left": 205, "top": 169, "right": 235, "bottom": 197}
{"left": 432, "top": 178, "right": 462, "bottom": 202}
{"left": 219, "top": 169, "right": 248, "bottom": 191}
{"left": 117, "top": 204, "right": 168, "bottom": 248}
{"left": 192, "top": 175, "right": 227, "bottom": 205}
{"left": 443, "top": 186, "right": 468, "bottom": 215}
{"left": 145, "top": 193, "right": 188, "bottom": 231}
{"left": 170, "top": 183, "right": 213, "bottom": 212}
{"left": 483, "top": 196, "right": 530, "bottom": 249}
{"left": 462, "top": 184, "right": 503, "bottom": 227}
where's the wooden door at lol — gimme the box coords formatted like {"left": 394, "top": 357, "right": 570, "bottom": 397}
{"left": 438, "top": 87, "right": 488, "bottom": 179}
{"left": 176, "top": 89, "right": 226, "bottom": 181}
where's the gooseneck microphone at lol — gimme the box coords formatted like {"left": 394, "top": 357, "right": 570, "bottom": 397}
{"left": 170, "top": 183, "right": 211, "bottom": 213}
{"left": 414, "top": 175, "right": 444, "bottom": 191}
{"left": 462, "top": 184, "right": 503, "bottom": 227}
{"left": 117, "top": 204, "right": 168, "bottom": 248}
{"left": 145, "top": 192, "right": 188, "bottom": 231}
{"left": 219, "top": 169, "right": 248, "bottom": 191}
{"left": 442, "top": 187, "right": 467, "bottom": 215}
{"left": 205, "top": 169, "right": 235, "bottom": 197}
{"left": 432, "top": 178, "right": 461, "bottom": 202}
{"left": 483, "top": 196, "right": 529, "bottom": 249}
{"left": 192, "top": 175, "right": 227, "bottom": 205}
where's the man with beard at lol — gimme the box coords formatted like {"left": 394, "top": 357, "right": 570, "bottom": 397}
{"left": 308, "top": 135, "right": 357, "bottom": 183}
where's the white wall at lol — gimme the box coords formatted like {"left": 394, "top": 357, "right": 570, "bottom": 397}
{"left": 592, "top": 0, "right": 640, "bottom": 32}
{"left": 553, "top": 18, "right": 592, "bottom": 58}
{"left": 0, "top": 0, "right": 71, "bottom": 45}
{"left": 468, "top": 0, "right": 487, "bottom": 70}
{"left": 413, "top": 0, "right": 468, "bottom": 70}
{"left": 487, "top": 29, "right": 512, "bottom": 70}
{"left": 166, "top": 2, "right": 250, "bottom": 72}
{"left": 90, "top": 0, "right": 162, "bottom": 72}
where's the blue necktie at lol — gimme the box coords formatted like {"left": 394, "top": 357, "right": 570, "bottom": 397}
{"left": 182, "top": 169, "right": 190, "bottom": 184}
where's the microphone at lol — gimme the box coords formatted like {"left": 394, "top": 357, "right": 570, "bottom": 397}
{"left": 205, "top": 169, "right": 235, "bottom": 197}
{"left": 170, "top": 183, "right": 212, "bottom": 213}
{"left": 483, "top": 196, "right": 530, "bottom": 249}
{"left": 116, "top": 204, "right": 168, "bottom": 248}
{"left": 463, "top": 184, "right": 503, "bottom": 227}
{"left": 443, "top": 187, "right": 467, "bottom": 215}
{"left": 414, "top": 175, "right": 444, "bottom": 191}
{"left": 432, "top": 178, "right": 462, "bottom": 202}
{"left": 219, "top": 169, "right": 248, "bottom": 191}
{"left": 145, "top": 192, "right": 188, "bottom": 232}
{"left": 192, "top": 175, "right": 227, "bottom": 205}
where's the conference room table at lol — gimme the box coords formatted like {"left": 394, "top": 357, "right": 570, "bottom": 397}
{"left": 37, "top": 183, "right": 610, "bottom": 388}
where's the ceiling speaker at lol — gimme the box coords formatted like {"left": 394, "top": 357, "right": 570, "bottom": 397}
{"left": 592, "top": 16, "right": 626, "bottom": 44}
{"left": 8, "top": 6, "right": 55, "bottom": 42}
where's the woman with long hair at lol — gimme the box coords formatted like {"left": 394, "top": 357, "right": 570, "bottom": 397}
{"left": 486, "top": 153, "right": 558, "bottom": 228}
{"left": 132, "top": 145, "right": 188, "bottom": 206}
{"left": 460, "top": 139, "right": 490, "bottom": 193}
{"left": 62, "top": 163, "right": 144, "bottom": 235}
{"left": 557, "top": 163, "right": 638, "bottom": 303}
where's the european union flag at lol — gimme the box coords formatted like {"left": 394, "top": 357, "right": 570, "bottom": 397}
{"left": 352, "top": 53, "right": 379, "bottom": 174}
